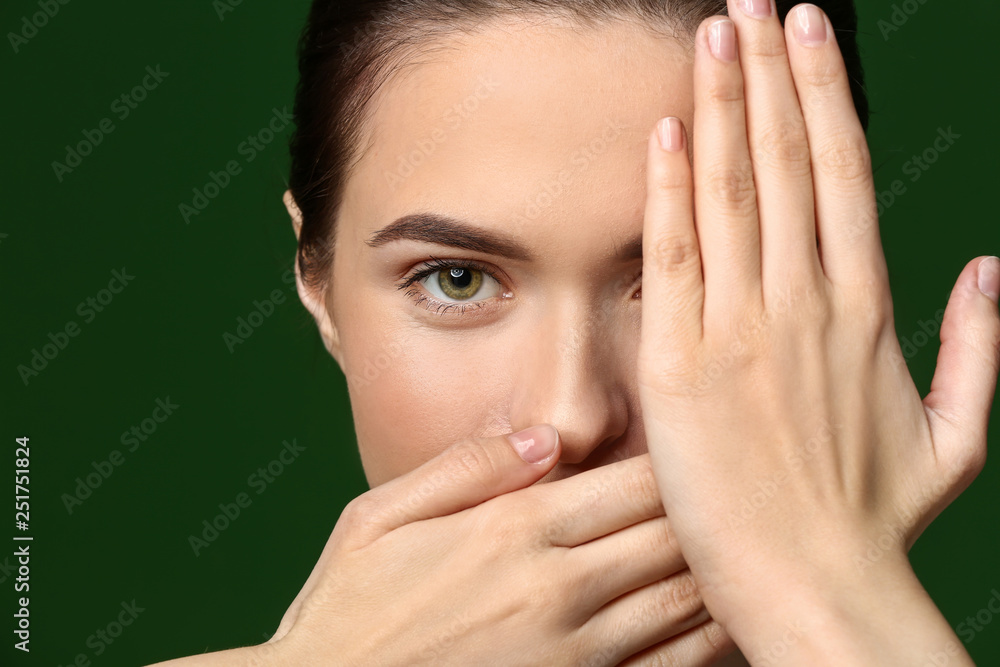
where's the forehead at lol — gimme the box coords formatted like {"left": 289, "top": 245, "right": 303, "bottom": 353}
{"left": 343, "top": 15, "right": 694, "bottom": 244}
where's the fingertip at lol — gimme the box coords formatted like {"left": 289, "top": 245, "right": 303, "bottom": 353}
{"left": 646, "top": 117, "right": 693, "bottom": 191}
{"left": 923, "top": 256, "right": 1000, "bottom": 465}
{"left": 789, "top": 4, "right": 829, "bottom": 48}
{"left": 976, "top": 255, "right": 1000, "bottom": 304}
{"left": 657, "top": 117, "right": 686, "bottom": 153}
{"left": 507, "top": 424, "right": 560, "bottom": 464}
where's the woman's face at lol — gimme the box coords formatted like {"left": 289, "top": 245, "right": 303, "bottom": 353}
{"left": 292, "top": 16, "right": 695, "bottom": 487}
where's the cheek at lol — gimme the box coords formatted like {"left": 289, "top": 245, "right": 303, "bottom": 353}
{"left": 342, "top": 321, "right": 510, "bottom": 486}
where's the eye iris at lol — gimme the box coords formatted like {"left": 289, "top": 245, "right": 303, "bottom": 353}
{"left": 438, "top": 267, "right": 482, "bottom": 300}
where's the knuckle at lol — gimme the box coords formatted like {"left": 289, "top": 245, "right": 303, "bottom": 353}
{"left": 475, "top": 499, "right": 534, "bottom": 553}
{"left": 639, "top": 648, "right": 682, "bottom": 667}
{"left": 654, "top": 572, "right": 702, "bottom": 620}
{"left": 610, "top": 459, "right": 664, "bottom": 520}
{"left": 704, "top": 164, "right": 757, "bottom": 214}
{"left": 769, "top": 281, "right": 831, "bottom": 336}
{"left": 632, "top": 461, "right": 663, "bottom": 513}
{"left": 835, "top": 277, "right": 892, "bottom": 336}
{"left": 746, "top": 37, "right": 789, "bottom": 64}
{"left": 655, "top": 516, "right": 679, "bottom": 554}
{"left": 334, "top": 494, "right": 377, "bottom": 546}
{"left": 705, "top": 77, "right": 745, "bottom": 105}
{"left": 804, "top": 60, "right": 844, "bottom": 92}
{"left": 815, "top": 132, "right": 872, "bottom": 186}
{"left": 646, "top": 233, "right": 700, "bottom": 275}
{"left": 755, "top": 117, "right": 811, "bottom": 172}
{"left": 699, "top": 620, "right": 733, "bottom": 654}
{"left": 771, "top": 277, "right": 827, "bottom": 313}
{"left": 798, "top": 287, "right": 832, "bottom": 329}
{"left": 652, "top": 161, "right": 692, "bottom": 194}
{"left": 443, "top": 439, "right": 500, "bottom": 484}
{"left": 516, "top": 563, "right": 578, "bottom": 625}
{"left": 338, "top": 494, "right": 369, "bottom": 529}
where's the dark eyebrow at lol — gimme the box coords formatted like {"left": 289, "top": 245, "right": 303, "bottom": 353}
{"left": 366, "top": 213, "right": 534, "bottom": 261}
{"left": 366, "top": 212, "right": 644, "bottom": 263}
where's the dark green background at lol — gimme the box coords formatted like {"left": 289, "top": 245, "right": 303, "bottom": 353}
{"left": 1, "top": 0, "right": 997, "bottom": 664}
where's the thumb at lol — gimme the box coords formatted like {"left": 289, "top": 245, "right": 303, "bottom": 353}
{"left": 923, "top": 255, "right": 1000, "bottom": 482}
{"left": 349, "top": 424, "right": 561, "bottom": 545}
{"left": 268, "top": 425, "right": 560, "bottom": 643}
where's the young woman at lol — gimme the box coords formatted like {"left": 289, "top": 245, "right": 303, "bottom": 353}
{"left": 154, "top": 0, "right": 999, "bottom": 664}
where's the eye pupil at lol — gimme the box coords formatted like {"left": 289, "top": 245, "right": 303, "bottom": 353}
{"left": 449, "top": 268, "right": 471, "bottom": 288}
{"left": 438, "top": 266, "right": 483, "bottom": 299}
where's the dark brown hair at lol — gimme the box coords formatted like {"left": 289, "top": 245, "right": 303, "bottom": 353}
{"left": 289, "top": 0, "right": 868, "bottom": 294}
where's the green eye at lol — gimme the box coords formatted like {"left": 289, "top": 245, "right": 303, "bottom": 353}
{"left": 407, "top": 260, "right": 503, "bottom": 308}
{"left": 438, "top": 267, "right": 483, "bottom": 300}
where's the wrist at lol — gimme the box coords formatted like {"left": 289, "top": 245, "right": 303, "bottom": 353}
{"left": 713, "top": 548, "right": 971, "bottom": 666}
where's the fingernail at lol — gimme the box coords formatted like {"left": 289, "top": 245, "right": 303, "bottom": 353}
{"left": 507, "top": 424, "right": 558, "bottom": 463}
{"left": 794, "top": 4, "right": 828, "bottom": 46}
{"left": 739, "top": 0, "right": 772, "bottom": 18}
{"left": 709, "top": 19, "right": 737, "bottom": 62}
{"left": 978, "top": 256, "right": 1000, "bottom": 303}
{"left": 658, "top": 117, "right": 685, "bottom": 152}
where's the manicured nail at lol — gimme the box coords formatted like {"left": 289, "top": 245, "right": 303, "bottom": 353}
{"left": 507, "top": 424, "right": 558, "bottom": 463}
{"left": 739, "top": 0, "right": 772, "bottom": 18}
{"left": 658, "top": 117, "right": 685, "bottom": 152}
{"left": 978, "top": 256, "right": 1000, "bottom": 303}
{"left": 794, "top": 4, "right": 828, "bottom": 46}
{"left": 709, "top": 19, "right": 737, "bottom": 62}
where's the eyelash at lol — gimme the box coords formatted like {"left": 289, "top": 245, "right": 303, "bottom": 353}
{"left": 395, "top": 256, "right": 506, "bottom": 316}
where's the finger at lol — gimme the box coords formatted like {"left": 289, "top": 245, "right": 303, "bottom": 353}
{"left": 539, "top": 453, "right": 664, "bottom": 547}
{"left": 616, "top": 619, "right": 739, "bottom": 667}
{"left": 584, "top": 570, "right": 711, "bottom": 665}
{"left": 641, "top": 117, "right": 704, "bottom": 368}
{"left": 923, "top": 256, "right": 999, "bottom": 481}
{"left": 726, "top": 0, "right": 823, "bottom": 303}
{"left": 693, "top": 15, "right": 764, "bottom": 325}
{"left": 784, "top": 3, "right": 885, "bottom": 287}
{"left": 343, "top": 424, "right": 560, "bottom": 547}
{"left": 583, "top": 570, "right": 709, "bottom": 665}
{"left": 567, "top": 516, "right": 687, "bottom": 614}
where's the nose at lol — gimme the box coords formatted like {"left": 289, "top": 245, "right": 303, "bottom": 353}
{"left": 507, "top": 299, "right": 631, "bottom": 466}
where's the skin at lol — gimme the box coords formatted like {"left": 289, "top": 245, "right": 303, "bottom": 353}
{"left": 150, "top": 1, "right": 999, "bottom": 665}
